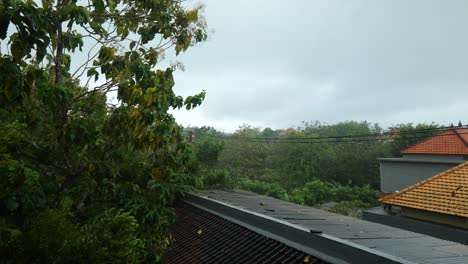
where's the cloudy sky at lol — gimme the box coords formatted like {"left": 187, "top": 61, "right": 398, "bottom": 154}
{"left": 168, "top": 0, "right": 468, "bottom": 132}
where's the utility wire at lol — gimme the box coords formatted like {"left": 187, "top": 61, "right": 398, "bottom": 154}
{"left": 206, "top": 125, "right": 458, "bottom": 141}
{"left": 193, "top": 125, "right": 468, "bottom": 145}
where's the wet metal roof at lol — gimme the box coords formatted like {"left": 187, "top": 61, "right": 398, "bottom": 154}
{"left": 197, "top": 189, "right": 468, "bottom": 264}
{"left": 162, "top": 202, "right": 326, "bottom": 264}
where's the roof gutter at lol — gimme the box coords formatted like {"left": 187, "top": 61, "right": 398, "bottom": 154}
{"left": 185, "top": 193, "right": 415, "bottom": 264}
{"left": 378, "top": 157, "right": 462, "bottom": 164}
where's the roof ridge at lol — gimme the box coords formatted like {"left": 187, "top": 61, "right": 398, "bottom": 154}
{"left": 400, "top": 129, "right": 451, "bottom": 154}
{"left": 454, "top": 129, "right": 468, "bottom": 147}
{"left": 189, "top": 193, "right": 416, "bottom": 264}
{"left": 379, "top": 161, "right": 468, "bottom": 203}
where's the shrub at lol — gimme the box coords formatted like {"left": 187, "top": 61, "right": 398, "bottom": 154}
{"left": 199, "top": 169, "right": 235, "bottom": 189}
{"left": 238, "top": 179, "right": 289, "bottom": 200}
{"left": 9, "top": 209, "right": 86, "bottom": 263}
{"left": 328, "top": 200, "right": 371, "bottom": 217}
{"left": 289, "top": 188, "right": 305, "bottom": 205}
{"left": 301, "top": 180, "right": 332, "bottom": 206}
{"left": 289, "top": 179, "right": 378, "bottom": 207}
{"left": 83, "top": 209, "right": 145, "bottom": 263}
{"left": 5, "top": 208, "right": 147, "bottom": 263}
{"left": 330, "top": 184, "right": 378, "bottom": 206}
{"left": 195, "top": 138, "right": 224, "bottom": 166}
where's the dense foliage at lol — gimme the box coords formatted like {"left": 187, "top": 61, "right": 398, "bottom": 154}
{"left": 188, "top": 121, "right": 441, "bottom": 216}
{"left": 0, "top": 0, "right": 446, "bottom": 260}
{"left": 1, "top": 0, "right": 207, "bottom": 262}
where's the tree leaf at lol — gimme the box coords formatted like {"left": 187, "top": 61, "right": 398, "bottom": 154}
{"left": 92, "top": 0, "right": 106, "bottom": 13}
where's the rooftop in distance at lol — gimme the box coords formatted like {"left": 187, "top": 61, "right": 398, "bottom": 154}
{"left": 401, "top": 128, "right": 468, "bottom": 155}
{"left": 380, "top": 161, "right": 468, "bottom": 220}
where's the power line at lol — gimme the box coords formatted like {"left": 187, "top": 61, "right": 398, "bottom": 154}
{"left": 217, "top": 137, "right": 409, "bottom": 145}
{"left": 195, "top": 126, "right": 468, "bottom": 145}
{"left": 216, "top": 125, "right": 456, "bottom": 141}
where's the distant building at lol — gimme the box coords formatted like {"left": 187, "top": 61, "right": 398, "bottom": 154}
{"left": 386, "top": 127, "right": 401, "bottom": 139}
{"left": 379, "top": 128, "right": 468, "bottom": 193}
{"left": 379, "top": 162, "right": 468, "bottom": 230}
{"left": 277, "top": 127, "right": 296, "bottom": 137}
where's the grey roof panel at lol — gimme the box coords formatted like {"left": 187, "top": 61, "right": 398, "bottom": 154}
{"left": 197, "top": 190, "right": 468, "bottom": 264}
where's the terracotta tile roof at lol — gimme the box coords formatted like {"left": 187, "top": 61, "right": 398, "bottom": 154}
{"left": 401, "top": 128, "right": 468, "bottom": 155}
{"left": 162, "top": 202, "right": 326, "bottom": 264}
{"left": 278, "top": 128, "right": 296, "bottom": 137}
{"left": 380, "top": 162, "right": 468, "bottom": 218}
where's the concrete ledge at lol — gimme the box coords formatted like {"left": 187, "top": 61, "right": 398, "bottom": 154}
{"left": 379, "top": 158, "right": 462, "bottom": 164}
{"left": 185, "top": 193, "right": 415, "bottom": 264}
{"left": 363, "top": 207, "right": 468, "bottom": 245}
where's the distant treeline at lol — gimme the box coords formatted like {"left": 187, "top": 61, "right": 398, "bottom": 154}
{"left": 185, "top": 121, "right": 442, "bottom": 215}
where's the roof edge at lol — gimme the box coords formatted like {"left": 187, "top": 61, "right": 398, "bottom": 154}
{"left": 380, "top": 161, "right": 468, "bottom": 208}
{"left": 400, "top": 129, "right": 450, "bottom": 154}
{"left": 454, "top": 129, "right": 468, "bottom": 147}
{"left": 378, "top": 157, "right": 462, "bottom": 164}
{"left": 186, "top": 193, "right": 415, "bottom": 264}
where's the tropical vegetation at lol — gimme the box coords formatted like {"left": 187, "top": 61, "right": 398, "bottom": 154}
{"left": 188, "top": 122, "right": 441, "bottom": 216}
{"left": 1, "top": 0, "right": 206, "bottom": 262}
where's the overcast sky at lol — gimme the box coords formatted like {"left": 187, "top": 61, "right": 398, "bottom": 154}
{"left": 169, "top": 0, "right": 468, "bottom": 132}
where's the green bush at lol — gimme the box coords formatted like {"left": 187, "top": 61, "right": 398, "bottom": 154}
{"left": 289, "top": 179, "right": 378, "bottom": 207}
{"left": 238, "top": 179, "right": 289, "bottom": 200}
{"left": 330, "top": 184, "right": 378, "bottom": 206}
{"left": 198, "top": 169, "right": 234, "bottom": 189}
{"left": 195, "top": 138, "right": 224, "bottom": 166}
{"left": 83, "top": 209, "right": 145, "bottom": 263}
{"left": 8, "top": 209, "right": 86, "bottom": 263}
{"left": 4, "top": 208, "right": 147, "bottom": 263}
{"left": 289, "top": 188, "right": 306, "bottom": 205}
{"left": 329, "top": 200, "right": 371, "bottom": 217}
{"left": 301, "top": 180, "right": 332, "bottom": 206}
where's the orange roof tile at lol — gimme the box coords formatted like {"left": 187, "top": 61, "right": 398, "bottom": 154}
{"left": 401, "top": 128, "right": 468, "bottom": 155}
{"left": 278, "top": 128, "right": 296, "bottom": 137}
{"left": 380, "top": 162, "right": 468, "bottom": 218}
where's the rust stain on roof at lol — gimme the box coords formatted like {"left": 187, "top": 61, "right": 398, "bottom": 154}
{"left": 380, "top": 162, "right": 468, "bottom": 218}
{"left": 401, "top": 128, "right": 468, "bottom": 155}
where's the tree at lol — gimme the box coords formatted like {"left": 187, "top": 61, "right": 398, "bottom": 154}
{"left": 234, "top": 123, "right": 261, "bottom": 138}
{"left": 260, "top": 127, "right": 277, "bottom": 138}
{"left": 1, "top": 0, "right": 207, "bottom": 261}
{"left": 389, "top": 123, "right": 441, "bottom": 156}
{"left": 195, "top": 137, "right": 224, "bottom": 167}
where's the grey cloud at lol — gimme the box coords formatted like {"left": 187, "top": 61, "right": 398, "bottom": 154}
{"left": 172, "top": 0, "right": 468, "bottom": 130}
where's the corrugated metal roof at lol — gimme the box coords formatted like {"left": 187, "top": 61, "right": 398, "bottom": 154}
{"left": 380, "top": 162, "right": 468, "bottom": 218}
{"left": 163, "top": 202, "right": 326, "bottom": 264}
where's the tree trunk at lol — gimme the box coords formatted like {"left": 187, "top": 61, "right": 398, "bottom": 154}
{"left": 55, "top": 0, "right": 63, "bottom": 84}
{"left": 54, "top": 0, "right": 66, "bottom": 130}
{"left": 54, "top": 0, "right": 75, "bottom": 189}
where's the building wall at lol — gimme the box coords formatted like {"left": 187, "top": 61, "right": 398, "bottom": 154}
{"left": 401, "top": 154, "right": 466, "bottom": 161}
{"left": 363, "top": 206, "right": 468, "bottom": 244}
{"left": 402, "top": 207, "right": 468, "bottom": 230}
{"left": 380, "top": 159, "right": 460, "bottom": 193}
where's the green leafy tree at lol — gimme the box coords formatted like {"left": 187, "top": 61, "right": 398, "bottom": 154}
{"left": 184, "top": 125, "right": 225, "bottom": 138}
{"left": 389, "top": 123, "right": 441, "bottom": 156}
{"left": 195, "top": 137, "right": 224, "bottom": 167}
{"left": 259, "top": 127, "right": 278, "bottom": 138}
{"left": 1, "top": 0, "right": 207, "bottom": 261}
